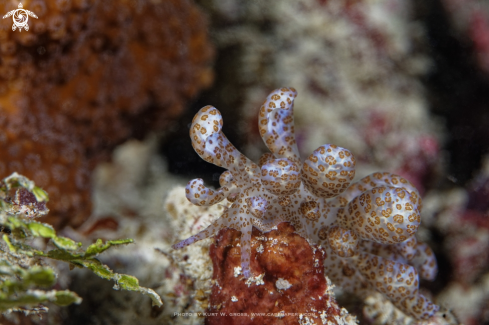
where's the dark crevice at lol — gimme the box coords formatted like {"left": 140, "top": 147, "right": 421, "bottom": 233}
{"left": 160, "top": 44, "right": 246, "bottom": 188}
{"left": 415, "top": 0, "right": 489, "bottom": 185}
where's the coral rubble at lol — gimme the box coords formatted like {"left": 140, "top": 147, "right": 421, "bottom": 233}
{"left": 173, "top": 88, "right": 439, "bottom": 321}
{"left": 0, "top": 0, "right": 214, "bottom": 228}
{"left": 58, "top": 139, "right": 215, "bottom": 325}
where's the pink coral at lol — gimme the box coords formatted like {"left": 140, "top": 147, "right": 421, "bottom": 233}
{"left": 173, "top": 88, "right": 438, "bottom": 320}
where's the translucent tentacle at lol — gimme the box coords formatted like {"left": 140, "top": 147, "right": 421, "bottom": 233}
{"left": 394, "top": 236, "right": 418, "bottom": 261}
{"left": 219, "top": 170, "right": 235, "bottom": 187}
{"left": 190, "top": 106, "right": 260, "bottom": 182}
{"left": 240, "top": 223, "right": 254, "bottom": 278}
{"left": 353, "top": 252, "right": 438, "bottom": 320}
{"left": 260, "top": 158, "right": 301, "bottom": 195}
{"left": 172, "top": 211, "right": 229, "bottom": 249}
{"left": 185, "top": 178, "right": 227, "bottom": 206}
{"left": 411, "top": 242, "right": 438, "bottom": 281}
{"left": 302, "top": 144, "right": 356, "bottom": 198}
{"left": 331, "top": 172, "right": 421, "bottom": 209}
{"left": 246, "top": 196, "right": 270, "bottom": 219}
{"left": 256, "top": 214, "right": 286, "bottom": 232}
{"left": 219, "top": 171, "right": 240, "bottom": 202}
{"left": 258, "top": 88, "right": 301, "bottom": 165}
{"left": 258, "top": 152, "right": 275, "bottom": 167}
{"left": 339, "top": 186, "right": 421, "bottom": 244}
{"left": 327, "top": 226, "right": 360, "bottom": 258}
{"left": 400, "top": 293, "right": 439, "bottom": 320}
{"left": 299, "top": 200, "right": 320, "bottom": 221}
{"left": 208, "top": 201, "right": 256, "bottom": 278}
{"left": 190, "top": 105, "right": 223, "bottom": 163}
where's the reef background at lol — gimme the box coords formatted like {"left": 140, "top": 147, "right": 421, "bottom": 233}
{"left": 1, "top": 0, "right": 489, "bottom": 324}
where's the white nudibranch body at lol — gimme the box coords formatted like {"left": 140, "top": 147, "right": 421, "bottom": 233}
{"left": 173, "top": 87, "right": 439, "bottom": 320}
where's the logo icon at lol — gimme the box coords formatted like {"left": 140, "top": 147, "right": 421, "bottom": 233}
{"left": 2, "top": 3, "right": 38, "bottom": 32}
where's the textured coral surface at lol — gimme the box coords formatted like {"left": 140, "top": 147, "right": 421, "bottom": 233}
{"left": 207, "top": 223, "right": 352, "bottom": 325}
{"left": 40, "top": 141, "right": 214, "bottom": 325}
{"left": 0, "top": 0, "right": 213, "bottom": 228}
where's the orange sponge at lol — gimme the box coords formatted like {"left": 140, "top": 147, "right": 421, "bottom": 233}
{"left": 0, "top": 0, "right": 214, "bottom": 228}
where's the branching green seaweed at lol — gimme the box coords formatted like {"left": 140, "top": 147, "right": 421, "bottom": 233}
{"left": 0, "top": 173, "right": 162, "bottom": 316}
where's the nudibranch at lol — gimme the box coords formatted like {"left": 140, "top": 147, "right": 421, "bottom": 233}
{"left": 173, "top": 88, "right": 439, "bottom": 320}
